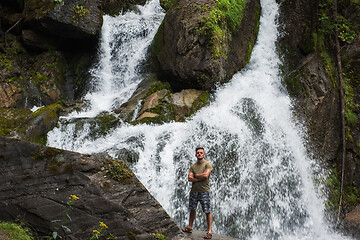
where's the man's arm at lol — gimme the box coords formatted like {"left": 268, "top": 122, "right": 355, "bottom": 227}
{"left": 188, "top": 171, "right": 200, "bottom": 182}
{"left": 194, "top": 169, "right": 211, "bottom": 180}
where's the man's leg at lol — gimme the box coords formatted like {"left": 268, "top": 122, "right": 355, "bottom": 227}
{"left": 206, "top": 212, "right": 212, "bottom": 234}
{"left": 189, "top": 210, "right": 196, "bottom": 228}
{"left": 200, "top": 192, "right": 212, "bottom": 236}
{"left": 182, "top": 192, "right": 198, "bottom": 232}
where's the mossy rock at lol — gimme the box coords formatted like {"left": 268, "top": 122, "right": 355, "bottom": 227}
{"left": 160, "top": 0, "right": 178, "bottom": 11}
{"left": 24, "top": 0, "right": 56, "bottom": 21}
{"left": 0, "top": 108, "right": 33, "bottom": 137}
{"left": 151, "top": 0, "right": 261, "bottom": 90}
{"left": 106, "top": 160, "right": 134, "bottom": 184}
{"left": 0, "top": 102, "right": 64, "bottom": 145}
{"left": 284, "top": 70, "right": 306, "bottom": 98}
{"left": 94, "top": 113, "right": 119, "bottom": 135}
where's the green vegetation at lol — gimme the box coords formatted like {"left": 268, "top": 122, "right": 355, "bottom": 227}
{"left": 90, "top": 221, "right": 115, "bottom": 240}
{"left": 146, "top": 80, "right": 172, "bottom": 98}
{"left": 95, "top": 114, "right": 118, "bottom": 135}
{"left": 25, "top": 0, "right": 56, "bottom": 19}
{"left": 283, "top": 71, "right": 305, "bottom": 98}
{"left": 326, "top": 167, "right": 360, "bottom": 211}
{"left": 107, "top": 161, "right": 134, "bottom": 184}
{"left": 0, "top": 222, "right": 34, "bottom": 240}
{"left": 192, "top": 91, "right": 210, "bottom": 111}
{"left": 160, "top": 0, "right": 178, "bottom": 11}
{"left": 72, "top": 5, "right": 90, "bottom": 22}
{"left": 0, "top": 103, "right": 63, "bottom": 145}
{"left": 44, "top": 195, "right": 79, "bottom": 240}
{"left": 198, "top": 0, "right": 247, "bottom": 58}
{"left": 151, "top": 233, "right": 166, "bottom": 240}
{"left": 316, "top": 0, "right": 360, "bottom": 212}
{"left": 337, "top": 16, "right": 357, "bottom": 44}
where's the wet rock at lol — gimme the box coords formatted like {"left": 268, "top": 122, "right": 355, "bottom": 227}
{"left": 340, "top": 204, "right": 360, "bottom": 239}
{"left": 116, "top": 148, "right": 139, "bottom": 165}
{"left": 283, "top": 53, "right": 341, "bottom": 162}
{"left": 139, "top": 89, "right": 170, "bottom": 116}
{"left": 22, "top": 29, "right": 57, "bottom": 50}
{"left": 114, "top": 76, "right": 156, "bottom": 113}
{"left": 102, "top": 0, "right": 147, "bottom": 16}
{"left": 0, "top": 103, "right": 62, "bottom": 145}
{"left": 23, "top": 0, "right": 103, "bottom": 40}
{"left": 0, "top": 136, "right": 185, "bottom": 239}
{"left": 151, "top": 0, "right": 260, "bottom": 90}
{"left": 0, "top": 81, "right": 22, "bottom": 108}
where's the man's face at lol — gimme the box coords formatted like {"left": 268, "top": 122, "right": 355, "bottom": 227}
{"left": 195, "top": 149, "right": 205, "bottom": 160}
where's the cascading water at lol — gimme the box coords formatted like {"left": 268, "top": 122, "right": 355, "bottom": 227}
{"left": 47, "top": 0, "right": 352, "bottom": 239}
{"left": 69, "top": 0, "right": 164, "bottom": 118}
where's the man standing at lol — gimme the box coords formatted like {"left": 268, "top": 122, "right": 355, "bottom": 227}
{"left": 182, "top": 147, "right": 213, "bottom": 239}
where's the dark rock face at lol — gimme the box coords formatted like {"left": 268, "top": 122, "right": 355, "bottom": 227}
{"left": 102, "top": 0, "right": 147, "bottom": 16}
{"left": 23, "top": 0, "right": 103, "bottom": 40}
{"left": 152, "top": 0, "right": 260, "bottom": 91}
{"left": 0, "top": 136, "right": 184, "bottom": 239}
{"left": 277, "top": 0, "right": 360, "bottom": 232}
{"left": 283, "top": 53, "right": 341, "bottom": 161}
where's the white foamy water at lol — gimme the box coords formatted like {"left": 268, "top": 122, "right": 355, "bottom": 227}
{"left": 66, "top": 0, "right": 164, "bottom": 119}
{"left": 47, "top": 0, "right": 352, "bottom": 239}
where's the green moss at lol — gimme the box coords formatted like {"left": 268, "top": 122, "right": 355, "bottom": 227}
{"left": 298, "top": 29, "right": 316, "bottom": 54}
{"left": 30, "top": 135, "right": 47, "bottom": 145}
{"left": 284, "top": 71, "right": 305, "bottom": 97}
{"left": 25, "top": 0, "right": 56, "bottom": 20}
{"left": 325, "top": 167, "right": 360, "bottom": 211}
{"left": 128, "top": 232, "right": 137, "bottom": 240}
{"left": 198, "top": 0, "right": 247, "bottom": 58}
{"left": 31, "top": 147, "right": 63, "bottom": 162}
{"left": 107, "top": 161, "right": 134, "bottom": 184}
{"left": 95, "top": 114, "right": 118, "bottom": 134}
{"left": 160, "top": 0, "right": 178, "bottom": 11}
{"left": 151, "top": 22, "right": 165, "bottom": 58}
{"left": 0, "top": 108, "right": 33, "bottom": 137}
{"left": 345, "top": 109, "right": 358, "bottom": 126}
{"left": 192, "top": 91, "right": 210, "bottom": 110}
{"left": 32, "top": 102, "right": 62, "bottom": 118}
{"left": 31, "top": 72, "right": 48, "bottom": 84}
{"left": 0, "top": 221, "right": 34, "bottom": 240}
{"left": 146, "top": 81, "right": 172, "bottom": 98}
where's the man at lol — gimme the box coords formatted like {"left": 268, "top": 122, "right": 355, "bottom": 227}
{"left": 182, "top": 147, "right": 213, "bottom": 239}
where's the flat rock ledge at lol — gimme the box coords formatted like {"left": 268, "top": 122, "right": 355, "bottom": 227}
{"left": 183, "top": 230, "right": 239, "bottom": 240}
{"left": 0, "top": 136, "right": 187, "bottom": 239}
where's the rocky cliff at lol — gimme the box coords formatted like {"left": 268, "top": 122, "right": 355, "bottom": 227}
{"left": 0, "top": 136, "right": 185, "bottom": 239}
{"left": 277, "top": 0, "right": 360, "bottom": 235}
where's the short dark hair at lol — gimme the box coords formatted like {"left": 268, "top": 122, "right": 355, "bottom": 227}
{"left": 195, "top": 147, "right": 204, "bottom": 152}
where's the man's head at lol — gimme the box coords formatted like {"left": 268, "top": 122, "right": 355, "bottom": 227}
{"left": 195, "top": 147, "right": 205, "bottom": 161}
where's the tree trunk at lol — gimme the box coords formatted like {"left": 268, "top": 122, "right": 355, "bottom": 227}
{"left": 332, "top": 0, "right": 346, "bottom": 221}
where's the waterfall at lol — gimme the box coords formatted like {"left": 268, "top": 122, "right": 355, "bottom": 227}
{"left": 47, "top": 0, "right": 352, "bottom": 239}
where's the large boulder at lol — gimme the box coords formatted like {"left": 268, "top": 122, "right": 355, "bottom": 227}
{"left": 151, "top": 0, "right": 260, "bottom": 90}
{"left": 0, "top": 136, "right": 185, "bottom": 239}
